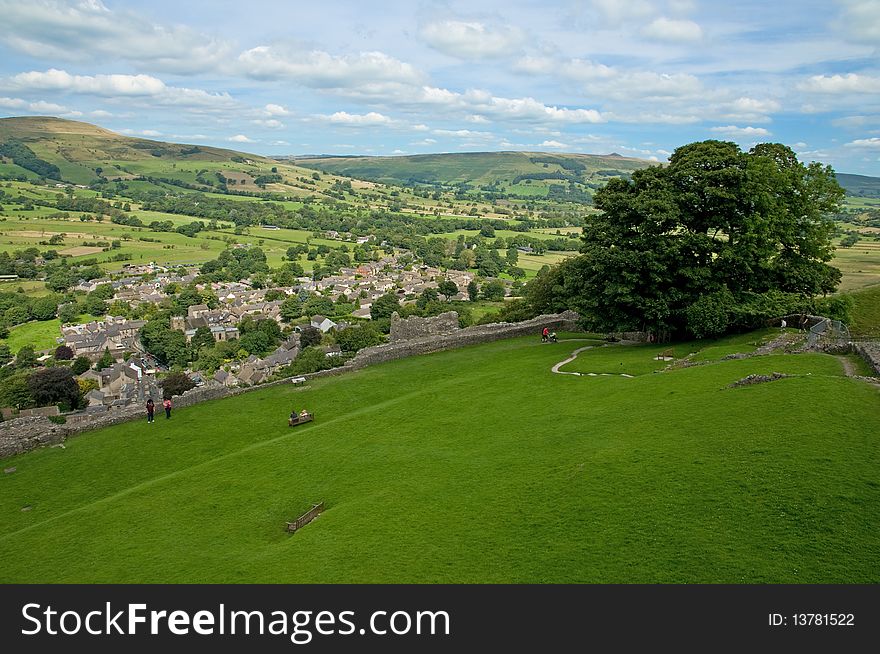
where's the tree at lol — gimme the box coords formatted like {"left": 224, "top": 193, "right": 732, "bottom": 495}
{"left": 416, "top": 288, "right": 440, "bottom": 309}
{"left": 370, "top": 292, "right": 401, "bottom": 321}
{"left": 280, "top": 296, "right": 303, "bottom": 322}
{"left": 0, "top": 343, "right": 11, "bottom": 366}
{"left": 437, "top": 279, "right": 458, "bottom": 300}
{"left": 28, "top": 367, "right": 81, "bottom": 410}
{"left": 45, "top": 269, "right": 73, "bottom": 292}
{"left": 71, "top": 356, "right": 91, "bottom": 375}
{"left": 54, "top": 344, "right": 74, "bottom": 360}
{"left": 190, "top": 326, "right": 215, "bottom": 354}
{"left": 30, "top": 297, "right": 58, "bottom": 321}
{"left": 58, "top": 303, "right": 80, "bottom": 324}
{"left": 303, "top": 295, "right": 335, "bottom": 317}
{"left": 467, "top": 280, "right": 479, "bottom": 302}
{"left": 0, "top": 372, "right": 34, "bottom": 409}
{"left": 95, "top": 347, "right": 115, "bottom": 370}
{"left": 159, "top": 371, "right": 196, "bottom": 400}
{"left": 335, "top": 323, "right": 382, "bottom": 352}
{"left": 560, "top": 140, "right": 844, "bottom": 337}
{"left": 299, "top": 325, "right": 322, "bottom": 348}
{"left": 82, "top": 295, "right": 107, "bottom": 317}
{"left": 239, "top": 330, "right": 272, "bottom": 355}
{"left": 15, "top": 345, "right": 37, "bottom": 369}
{"left": 481, "top": 280, "right": 506, "bottom": 301}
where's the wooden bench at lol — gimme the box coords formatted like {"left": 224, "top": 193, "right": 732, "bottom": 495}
{"left": 288, "top": 412, "right": 314, "bottom": 427}
{"left": 291, "top": 377, "right": 307, "bottom": 385}
{"left": 654, "top": 347, "right": 675, "bottom": 361}
{"left": 286, "top": 502, "right": 324, "bottom": 533}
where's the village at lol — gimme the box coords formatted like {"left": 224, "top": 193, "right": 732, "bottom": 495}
{"left": 49, "top": 252, "right": 478, "bottom": 417}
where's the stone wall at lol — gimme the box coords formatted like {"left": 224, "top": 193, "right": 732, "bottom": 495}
{"left": 0, "top": 310, "right": 580, "bottom": 459}
{"left": 853, "top": 342, "right": 880, "bottom": 376}
{"left": 390, "top": 311, "right": 459, "bottom": 343}
{"left": 348, "top": 311, "right": 579, "bottom": 370}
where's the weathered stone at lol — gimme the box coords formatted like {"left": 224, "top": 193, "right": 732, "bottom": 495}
{"left": 390, "top": 311, "right": 460, "bottom": 343}
{"left": 728, "top": 372, "right": 792, "bottom": 388}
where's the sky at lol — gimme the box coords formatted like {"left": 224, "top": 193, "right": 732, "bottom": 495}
{"left": 0, "top": 0, "right": 879, "bottom": 174}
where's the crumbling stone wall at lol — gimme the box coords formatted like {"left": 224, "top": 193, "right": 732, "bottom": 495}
{"left": 853, "top": 342, "right": 880, "bottom": 376}
{"left": 390, "top": 311, "right": 460, "bottom": 343}
{"left": 349, "top": 311, "right": 579, "bottom": 369}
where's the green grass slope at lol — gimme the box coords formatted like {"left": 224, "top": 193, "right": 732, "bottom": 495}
{"left": 1, "top": 334, "right": 878, "bottom": 583}
{"left": 849, "top": 284, "right": 880, "bottom": 336}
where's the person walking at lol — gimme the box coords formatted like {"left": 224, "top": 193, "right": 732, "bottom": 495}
{"left": 542, "top": 326, "right": 549, "bottom": 342}
{"left": 163, "top": 397, "right": 172, "bottom": 420}
{"left": 146, "top": 398, "right": 155, "bottom": 424}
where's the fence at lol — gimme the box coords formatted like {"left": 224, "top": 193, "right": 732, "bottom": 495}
{"left": 286, "top": 502, "right": 324, "bottom": 533}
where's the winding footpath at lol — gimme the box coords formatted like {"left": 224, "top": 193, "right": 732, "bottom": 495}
{"left": 550, "top": 341, "right": 635, "bottom": 378}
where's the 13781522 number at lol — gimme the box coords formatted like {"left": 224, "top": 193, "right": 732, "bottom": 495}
{"left": 792, "top": 613, "right": 854, "bottom": 626}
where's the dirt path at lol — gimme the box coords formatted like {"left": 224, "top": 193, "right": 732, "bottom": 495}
{"left": 835, "top": 355, "right": 857, "bottom": 378}
{"left": 550, "top": 342, "right": 634, "bottom": 378}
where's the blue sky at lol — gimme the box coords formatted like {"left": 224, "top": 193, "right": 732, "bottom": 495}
{"left": 0, "top": 0, "right": 879, "bottom": 174}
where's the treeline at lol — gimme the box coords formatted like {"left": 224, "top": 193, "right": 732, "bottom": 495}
{"left": 0, "top": 139, "right": 61, "bottom": 180}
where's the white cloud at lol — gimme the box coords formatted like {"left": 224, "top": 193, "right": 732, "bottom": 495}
{"left": 3, "top": 69, "right": 236, "bottom": 110}
{"left": 588, "top": 0, "right": 655, "bottom": 27}
{"left": 539, "top": 140, "right": 569, "bottom": 149}
{"left": 228, "top": 134, "right": 254, "bottom": 143}
{"left": 420, "top": 20, "right": 525, "bottom": 59}
{"left": 798, "top": 73, "right": 880, "bottom": 94}
{"left": 832, "top": 115, "right": 880, "bottom": 128}
{"left": 710, "top": 125, "right": 772, "bottom": 138}
{"left": 411, "top": 138, "right": 437, "bottom": 146}
{"left": 845, "top": 137, "right": 880, "bottom": 149}
{"left": 237, "top": 47, "right": 423, "bottom": 89}
{"left": 318, "top": 111, "right": 393, "bottom": 126}
{"left": 252, "top": 119, "right": 284, "bottom": 129}
{"left": 433, "top": 128, "right": 494, "bottom": 140}
{"left": 0, "top": 0, "right": 232, "bottom": 74}
{"left": 641, "top": 18, "right": 703, "bottom": 42}
{"left": 269, "top": 140, "right": 290, "bottom": 146}
{"left": 525, "top": 58, "right": 703, "bottom": 102}
{"left": 0, "top": 96, "right": 68, "bottom": 114}
{"left": 264, "top": 103, "right": 290, "bottom": 116}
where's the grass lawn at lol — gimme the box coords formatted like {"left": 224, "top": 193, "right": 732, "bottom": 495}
{"left": 1, "top": 319, "right": 61, "bottom": 352}
{"left": 849, "top": 284, "right": 880, "bottom": 336}
{"left": 1, "top": 333, "right": 878, "bottom": 583}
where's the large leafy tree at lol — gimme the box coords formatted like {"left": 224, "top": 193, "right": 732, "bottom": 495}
{"left": 562, "top": 141, "right": 843, "bottom": 336}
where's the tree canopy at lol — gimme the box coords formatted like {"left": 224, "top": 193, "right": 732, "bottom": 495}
{"left": 539, "top": 141, "right": 844, "bottom": 338}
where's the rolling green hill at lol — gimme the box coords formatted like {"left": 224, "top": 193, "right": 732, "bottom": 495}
{"left": 1, "top": 332, "right": 878, "bottom": 583}
{"left": 0, "top": 116, "right": 348, "bottom": 197}
{"left": 293, "top": 151, "right": 652, "bottom": 193}
{"left": 837, "top": 173, "right": 880, "bottom": 199}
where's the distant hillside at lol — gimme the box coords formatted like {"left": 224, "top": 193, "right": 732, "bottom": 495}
{"left": 837, "top": 173, "right": 880, "bottom": 198}
{"left": 0, "top": 116, "right": 276, "bottom": 185}
{"left": 291, "top": 151, "right": 653, "bottom": 191}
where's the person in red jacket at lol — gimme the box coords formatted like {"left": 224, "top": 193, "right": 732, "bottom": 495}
{"left": 146, "top": 398, "right": 155, "bottom": 423}
{"left": 163, "top": 397, "right": 172, "bottom": 419}
{"left": 542, "top": 326, "right": 549, "bottom": 342}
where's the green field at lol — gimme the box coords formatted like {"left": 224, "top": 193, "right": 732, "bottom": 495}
{"left": 1, "top": 333, "right": 878, "bottom": 583}
{"left": 849, "top": 285, "right": 880, "bottom": 336}
{"left": 1, "top": 319, "right": 61, "bottom": 352}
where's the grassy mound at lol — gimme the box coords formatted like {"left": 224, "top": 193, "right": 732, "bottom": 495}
{"left": 1, "top": 334, "right": 878, "bottom": 583}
